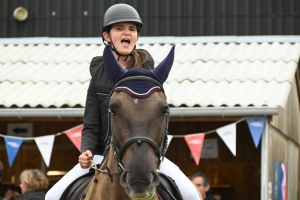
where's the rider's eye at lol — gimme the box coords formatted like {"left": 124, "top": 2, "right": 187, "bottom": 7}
{"left": 109, "top": 106, "right": 117, "bottom": 116}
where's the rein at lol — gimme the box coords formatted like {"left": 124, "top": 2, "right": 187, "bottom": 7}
{"left": 80, "top": 152, "right": 121, "bottom": 200}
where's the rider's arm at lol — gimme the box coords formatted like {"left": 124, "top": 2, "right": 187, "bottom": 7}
{"left": 81, "top": 78, "right": 101, "bottom": 155}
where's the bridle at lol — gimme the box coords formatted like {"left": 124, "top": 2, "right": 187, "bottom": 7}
{"left": 107, "top": 76, "right": 170, "bottom": 172}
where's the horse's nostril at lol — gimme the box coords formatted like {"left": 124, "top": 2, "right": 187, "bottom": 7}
{"left": 120, "top": 171, "right": 128, "bottom": 188}
{"left": 150, "top": 173, "right": 153, "bottom": 182}
{"left": 151, "top": 172, "right": 160, "bottom": 187}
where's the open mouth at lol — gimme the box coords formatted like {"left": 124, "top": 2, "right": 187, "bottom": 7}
{"left": 121, "top": 38, "right": 131, "bottom": 47}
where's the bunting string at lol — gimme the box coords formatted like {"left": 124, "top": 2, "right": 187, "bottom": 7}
{"left": 0, "top": 117, "right": 251, "bottom": 140}
{"left": 1, "top": 124, "right": 84, "bottom": 167}
{"left": 0, "top": 132, "right": 64, "bottom": 140}
{"left": 0, "top": 117, "right": 282, "bottom": 167}
{"left": 171, "top": 117, "right": 246, "bottom": 138}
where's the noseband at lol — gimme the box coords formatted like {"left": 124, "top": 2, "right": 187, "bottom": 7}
{"left": 107, "top": 76, "right": 170, "bottom": 172}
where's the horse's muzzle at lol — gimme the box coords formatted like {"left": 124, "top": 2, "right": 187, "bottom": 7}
{"left": 120, "top": 171, "right": 160, "bottom": 199}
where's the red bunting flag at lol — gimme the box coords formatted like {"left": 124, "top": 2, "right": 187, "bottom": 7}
{"left": 65, "top": 124, "right": 83, "bottom": 152}
{"left": 184, "top": 134, "right": 205, "bottom": 165}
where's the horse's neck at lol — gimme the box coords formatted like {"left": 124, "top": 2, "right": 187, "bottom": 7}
{"left": 84, "top": 144, "right": 129, "bottom": 200}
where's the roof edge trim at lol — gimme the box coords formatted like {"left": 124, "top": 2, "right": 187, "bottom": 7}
{"left": 0, "top": 107, "right": 278, "bottom": 119}
{"left": 171, "top": 107, "right": 278, "bottom": 117}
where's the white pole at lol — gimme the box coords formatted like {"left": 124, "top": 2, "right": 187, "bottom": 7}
{"left": 261, "top": 122, "right": 269, "bottom": 200}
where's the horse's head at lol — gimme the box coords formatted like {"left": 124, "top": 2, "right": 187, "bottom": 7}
{"left": 103, "top": 45, "right": 175, "bottom": 199}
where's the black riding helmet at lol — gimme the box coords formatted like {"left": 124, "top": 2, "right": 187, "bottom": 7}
{"left": 101, "top": 4, "right": 143, "bottom": 61}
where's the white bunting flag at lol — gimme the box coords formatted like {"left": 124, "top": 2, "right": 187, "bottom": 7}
{"left": 34, "top": 135, "right": 55, "bottom": 167}
{"left": 167, "top": 135, "right": 173, "bottom": 149}
{"left": 216, "top": 123, "right": 236, "bottom": 156}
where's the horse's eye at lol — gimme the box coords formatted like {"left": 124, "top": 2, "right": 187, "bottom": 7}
{"left": 109, "top": 106, "right": 117, "bottom": 116}
{"left": 161, "top": 106, "right": 170, "bottom": 116}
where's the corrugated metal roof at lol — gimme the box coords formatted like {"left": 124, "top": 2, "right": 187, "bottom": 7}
{"left": 0, "top": 37, "right": 299, "bottom": 108}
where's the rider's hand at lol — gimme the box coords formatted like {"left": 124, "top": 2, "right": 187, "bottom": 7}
{"left": 79, "top": 150, "right": 93, "bottom": 169}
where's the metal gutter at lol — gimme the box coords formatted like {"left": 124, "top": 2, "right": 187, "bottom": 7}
{"left": 170, "top": 107, "right": 278, "bottom": 117}
{"left": 0, "top": 108, "right": 84, "bottom": 119}
{"left": 0, "top": 107, "right": 278, "bottom": 119}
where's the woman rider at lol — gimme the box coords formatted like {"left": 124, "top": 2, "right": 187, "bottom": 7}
{"left": 45, "top": 4, "right": 200, "bottom": 200}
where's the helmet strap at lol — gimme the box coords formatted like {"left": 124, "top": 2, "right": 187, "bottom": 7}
{"left": 108, "top": 41, "right": 135, "bottom": 62}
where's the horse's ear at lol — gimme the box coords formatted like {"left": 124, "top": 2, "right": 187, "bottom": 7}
{"left": 152, "top": 45, "right": 175, "bottom": 84}
{"left": 103, "top": 44, "right": 126, "bottom": 84}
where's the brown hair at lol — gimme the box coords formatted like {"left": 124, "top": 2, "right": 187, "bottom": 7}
{"left": 190, "top": 171, "right": 210, "bottom": 186}
{"left": 20, "top": 169, "right": 49, "bottom": 193}
{"left": 125, "top": 49, "right": 148, "bottom": 70}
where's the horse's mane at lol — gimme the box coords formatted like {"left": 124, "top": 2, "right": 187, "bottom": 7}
{"left": 98, "top": 137, "right": 113, "bottom": 168}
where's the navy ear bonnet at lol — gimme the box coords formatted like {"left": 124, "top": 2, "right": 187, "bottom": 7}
{"left": 103, "top": 45, "right": 175, "bottom": 98}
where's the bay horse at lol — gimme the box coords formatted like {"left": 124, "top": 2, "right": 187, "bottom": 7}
{"left": 61, "top": 45, "right": 188, "bottom": 200}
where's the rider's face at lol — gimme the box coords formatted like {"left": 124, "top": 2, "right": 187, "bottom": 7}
{"left": 103, "top": 22, "right": 139, "bottom": 56}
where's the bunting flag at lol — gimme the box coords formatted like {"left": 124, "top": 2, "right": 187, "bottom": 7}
{"left": 4, "top": 137, "right": 23, "bottom": 167}
{"left": 184, "top": 134, "right": 205, "bottom": 165}
{"left": 34, "top": 135, "right": 55, "bottom": 167}
{"left": 246, "top": 117, "right": 266, "bottom": 148}
{"left": 65, "top": 124, "right": 83, "bottom": 152}
{"left": 280, "top": 163, "right": 288, "bottom": 200}
{"left": 216, "top": 123, "right": 236, "bottom": 156}
{"left": 167, "top": 135, "right": 173, "bottom": 149}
